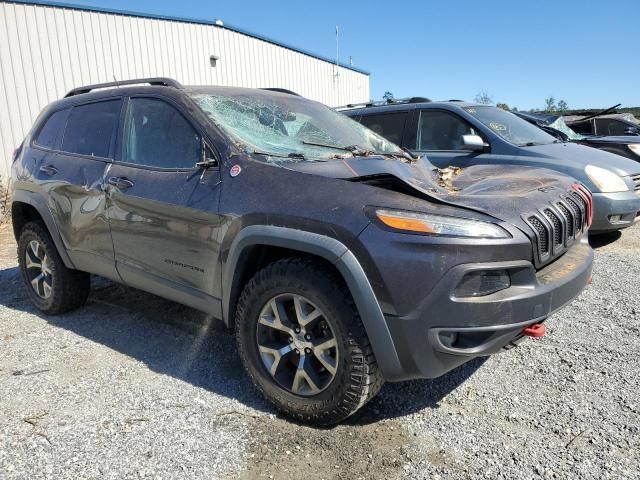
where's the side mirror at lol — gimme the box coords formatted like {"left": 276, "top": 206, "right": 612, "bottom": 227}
{"left": 196, "top": 141, "right": 219, "bottom": 168}
{"left": 461, "top": 134, "right": 486, "bottom": 152}
{"left": 623, "top": 127, "right": 640, "bottom": 136}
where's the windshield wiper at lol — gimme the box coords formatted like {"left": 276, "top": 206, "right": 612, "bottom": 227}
{"left": 253, "top": 150, "right": 326, "bottom": 162}
{"left": 302, "top": 140, "right": 359, "bottom": 152}
{"left": 302, "top": 141, "right": 414, "bottom": 162}
{"left": 521, "top": 140, "right": 561, "bottom": 147}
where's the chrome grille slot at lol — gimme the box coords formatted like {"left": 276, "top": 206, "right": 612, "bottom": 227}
{"left": 631, "top": 174, "right": 640, "bottom": 192}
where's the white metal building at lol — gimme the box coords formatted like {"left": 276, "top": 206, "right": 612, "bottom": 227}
{"left": 0, "top": 0, "right": 370, "bottom": 185}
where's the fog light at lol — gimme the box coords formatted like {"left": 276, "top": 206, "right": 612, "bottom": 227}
{"left": 609, "top": 215, "right": 622, "bottom": 223}
{"left": 439, "top": 331, "right": 459, "bottom": 348}
{"left": 454, "top": 270, "right": 511, "bottom": 298}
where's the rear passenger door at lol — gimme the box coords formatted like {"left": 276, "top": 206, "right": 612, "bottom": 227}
{"left": 106, "top": 96, "right": 224, "bottom": 314}
{"left": 34, "top": 99, "right": 121, "bottom": 280}
{"left": 407, "top": 109, "right": 488, "bottom": 169}
{"left": 358, "top": 112, "right": 409, "bottom": 147}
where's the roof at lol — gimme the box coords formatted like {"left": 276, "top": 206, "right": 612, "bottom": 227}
{"left": 339, "top": 100, "right": 480, "bottom": 115}
{"left": 4, "top": 0, "right": 370, "bottom": 75}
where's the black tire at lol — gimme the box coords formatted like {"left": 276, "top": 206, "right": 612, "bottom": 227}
{"left": 235, "top": 258, "right": 384, "bottom": 425}
{"left": 17, "top": 221, "right": 90, "bottom": 315}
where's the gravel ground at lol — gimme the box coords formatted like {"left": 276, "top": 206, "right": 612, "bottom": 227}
{"left": 0, "top": 221, "right": 638, "bottom": 479}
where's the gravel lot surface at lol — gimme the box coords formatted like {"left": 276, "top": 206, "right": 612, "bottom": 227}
{"left": 0, "top": 221, "right": 638, "bottom": 479}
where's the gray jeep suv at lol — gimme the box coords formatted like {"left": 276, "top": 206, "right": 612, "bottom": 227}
{"left": 342, "top": 100, "right": 640, "bottom": 233}
{"left": 11, "top": 78, "right": 593, "bottom": 424}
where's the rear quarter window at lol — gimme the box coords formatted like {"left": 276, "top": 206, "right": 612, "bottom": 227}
{"left": 34, "top": 109, "right": 69, "bottom": 149}
{"left": 61, "top": 100, "right": 122, "bottom": 158}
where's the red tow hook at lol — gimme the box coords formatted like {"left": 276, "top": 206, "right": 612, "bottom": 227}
{"left": 522, "top": 323, "right": 546, "bottom": 338}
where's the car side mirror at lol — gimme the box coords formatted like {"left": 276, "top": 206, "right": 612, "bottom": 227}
{"left": 624, "top": 127, "right": 640, "bottom": 136}
{"left": 196, "top": 141, "right": 219, "bottom": 168}
{"left": 461, "top": 134, "right": 486, "bottom": 152}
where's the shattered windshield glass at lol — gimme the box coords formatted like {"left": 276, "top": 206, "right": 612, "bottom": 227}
{"left": 191, "top": 90, "right": 403, "bottom": 161}
{"left": 464, "top": 106, "right": 558, "bottom": 146}
{"left": 549, "top": 117, "right": 585, "bottom": 140}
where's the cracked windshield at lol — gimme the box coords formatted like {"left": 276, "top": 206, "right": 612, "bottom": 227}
{"left": 191, "top": 89, "right": 403, "bottom": 161}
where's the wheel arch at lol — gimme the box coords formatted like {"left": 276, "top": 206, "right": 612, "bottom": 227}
{"left": 11, "top": 190, "right": 75, "bottom": 269}
{"left": 222, "top": 225, "right": 404, "bottom": 380}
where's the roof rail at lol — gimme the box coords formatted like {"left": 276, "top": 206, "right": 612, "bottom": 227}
{"left": 261, "top": 88, "right": 302, "bottom": 96}
{"left": 64, "top": 77, "right": 183, "bottom": 97}
{"left": 334, "top": 96, "right": 431, "bottom": 111}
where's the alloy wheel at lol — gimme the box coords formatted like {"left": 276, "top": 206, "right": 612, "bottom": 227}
{"left": 256, "top": 294, "right": 338, "bottom": 396}
{"left": 25, "top": 240, "right": 53, "bottom": 299}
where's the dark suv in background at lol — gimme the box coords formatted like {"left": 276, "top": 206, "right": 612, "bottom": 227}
{"left": 11, "top": 78, "right": 593, "bottom": 424}
{"left": 341, "top": 100, "right": 640, "bottom": 233}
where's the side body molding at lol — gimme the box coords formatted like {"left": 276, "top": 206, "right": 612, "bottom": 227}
{"left": 222, "top": 225, "right": 404, "bottom": 380}
{"left": 11, "top": 189, "right": 75, "bottom": 269}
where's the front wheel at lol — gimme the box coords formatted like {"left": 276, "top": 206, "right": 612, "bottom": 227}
{"left": 235, "top": 258, "right": 383, "bottom": 425}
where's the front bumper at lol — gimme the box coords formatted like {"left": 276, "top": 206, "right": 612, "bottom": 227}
{"left": 590, "top": 191, "right": 640, "bottom": 232}
{"left": 383, "top": 238, "right": 593, "bottom": 380}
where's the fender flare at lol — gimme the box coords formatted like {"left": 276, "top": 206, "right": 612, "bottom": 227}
{"left": 222, "top": 225, "right": 404, "bottom": 380}
{"left": 11, "top": 189, "right": 75, "bottom": 269}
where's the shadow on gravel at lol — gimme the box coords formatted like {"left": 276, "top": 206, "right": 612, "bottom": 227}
{"left": 0, "top": 266, "right": 486, "bottom": 424}
{"left": 589, "top": 231, "right": 621, "bottom": 249}
{"left": 347, "top": 357, "right": 487, "bottom": 425}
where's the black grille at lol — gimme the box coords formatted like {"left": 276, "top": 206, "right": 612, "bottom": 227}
{"left": 528, "top": 216, "right": 549, "bottom": 253}
{"left": 565, "top": 197, "right": 583, "bottom": 234}
{"left": 545, "top": 209, "right": 563, "bottom": 246}
{"left": 631, "top": 174, "right": 640, "bottom": 192}
{"left": 557, "top": 203, "right": 574, "bottom": 238}
{"left": 527, "top": 189, "right": 590, "bottom": 268}
{"left": 570, "top": 191, "right": 587, "bottom": 214}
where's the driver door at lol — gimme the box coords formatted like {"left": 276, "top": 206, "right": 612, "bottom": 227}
{"left": 106, "top": 96, "right": 224, "bottom": 314}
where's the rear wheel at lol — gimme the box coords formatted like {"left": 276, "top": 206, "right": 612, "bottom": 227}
{"left": 18, "top": 221, "right": 90, "bottom": 315}
{"left": 235, "top": 258, "right": 383, "bottom": 425}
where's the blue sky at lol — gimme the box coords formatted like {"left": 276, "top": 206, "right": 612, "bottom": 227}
{"left": 69, "top": 0, "right": 639, "bottom": 110}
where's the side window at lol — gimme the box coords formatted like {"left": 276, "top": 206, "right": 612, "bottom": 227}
{"left": 570, "top": 120, "right": 594, "bottom": 135}
{"left": 359, "top": 112, "right": 407, "bottom": 145}
{"left": 34, "top": 109, "right": 69, "bottom": 149}
{"left": 122, "top": 98, "right": 201, "bottom": 169}
{"left": 61, "top": 100, "right": 121, "bottom": 158}
{"left": 417, "top": 110, "right": 478, "bottom": 150}
{"left": 596, "top": 118, "right": 628, "bottom": 136}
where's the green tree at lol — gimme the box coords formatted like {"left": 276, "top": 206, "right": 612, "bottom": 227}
{"left": 496, "top": 103, "right": 510, "bottom": 111}
{"left": 474, "top": 90, "right": 493, "bottom": 105}
{"left": 544, "top": 97, "right": 557, "bottom": 112}
{"left": 557, "top": 100, "right": 568, "bottom": 113}
{"left": 382, "top": 91, "right": 394, "bottom": 103}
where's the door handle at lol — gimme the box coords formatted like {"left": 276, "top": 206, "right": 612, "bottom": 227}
{"left": 39, "top": 165, "right": 58, "bottom": 176}
{"left": 107, "top": 177, "right": 134, "bottom": 189}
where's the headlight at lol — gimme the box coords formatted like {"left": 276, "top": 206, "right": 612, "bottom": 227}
{"left": 628, "top": 144, "right": 640, "bottom": 157}
{"left": 374, "top": 208, "right": 510, "bottom": 238}
{"left": 584, "top": 165, "right": 629, "bottom": 193}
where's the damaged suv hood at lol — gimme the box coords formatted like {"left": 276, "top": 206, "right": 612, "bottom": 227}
{"left": 288, "top": 157, "right": 578, "bottom": 235}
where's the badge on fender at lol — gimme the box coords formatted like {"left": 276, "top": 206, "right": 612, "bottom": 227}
{"left": 230, "top": 164, "right": 242, "bottom": 177}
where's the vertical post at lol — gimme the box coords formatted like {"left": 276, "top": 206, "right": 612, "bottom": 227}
{"left": 335, "top": 25, "right": 340, "bottom": 105}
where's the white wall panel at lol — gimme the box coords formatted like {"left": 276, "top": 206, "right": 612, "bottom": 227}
{"left": 0, "top": 1, "right": 370, "bottom": 183}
